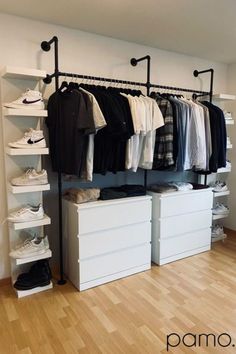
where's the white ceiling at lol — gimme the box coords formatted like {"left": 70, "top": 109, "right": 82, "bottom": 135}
{"left": 1, "top": 0, "right": 236, "bottom": 63}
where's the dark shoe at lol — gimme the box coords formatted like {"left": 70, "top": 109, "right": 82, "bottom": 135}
{"left": 17, "top": 259, "right": 52, "bottom": 281}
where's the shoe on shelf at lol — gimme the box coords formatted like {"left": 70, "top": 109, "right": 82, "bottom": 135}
{"left": 11, "top": 168, "right": 48, "bottom": 186}
{"left": 212, "top": 202, "right": 229, "bottom": 215}
{"left": 4, "top": 89, "right": 44, "bottom": 110}
{"left": 8, "top": 128, "right": 46, "bottom": 149}
{"left": 9, "top": 235, "right": 49, "bottom": 259}
{"left": 211, "top": 224, "right": 225, "bottom": 237}
{"left": 8, "top": 204, "right": 44, "bottom": 223}
{"left": 223, "top": 110, "right": 233, "bottom": 120}
{"left": 210, "top": 181, "right": 228, "bottom": 193}
{"left": 14, "top": 259, "right": 52, "bottom": 291}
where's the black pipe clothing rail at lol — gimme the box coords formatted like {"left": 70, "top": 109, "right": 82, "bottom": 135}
{"left": 41, "top": 36, "right": 213, "bottom": 285}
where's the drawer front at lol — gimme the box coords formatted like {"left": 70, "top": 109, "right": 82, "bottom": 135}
{"left": 158, "top": 229, "right": 211, "bottom": 260}
{"left": 79, "top": 198, "right": 151, "bottom": 234}
{"left": 80, "top": 244, "right": 151, "bottom": 284}
{"left": 79, "top": 222, "right": 151, "bottom": 259}
{"left": 152, "top": 191, "right": 213, "bottom": 218}
{"left": 152, "top": 210, "right": 212, "bottom": 239}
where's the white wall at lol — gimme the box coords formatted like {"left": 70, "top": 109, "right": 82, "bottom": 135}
{"left": 0, "top": 12, "right": 228, "bottom": 279}
{"left": 225, "top": 63, "right": 236, "bottom": 230}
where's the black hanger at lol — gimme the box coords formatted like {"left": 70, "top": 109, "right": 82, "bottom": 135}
{"left": 59, "top": 80, "right": 68, "bottom": 92}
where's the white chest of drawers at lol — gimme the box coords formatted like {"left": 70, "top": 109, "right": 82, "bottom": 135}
{"left": 148, "top": 189, "right": 213, "bottom": 265}
{"left": 62, "top": 196, "right": 152, "bottom": 291}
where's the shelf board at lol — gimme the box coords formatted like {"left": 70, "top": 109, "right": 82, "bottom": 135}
{"left": 213, "top": 190, "right": 230, "bottom": 197}
{"left": 13, "top": 249, "right": 52, "bottom": 266}
{"left": 3, "top": 107, "right": 47, "bottom": 117}
{"left": 211, "top": 234, "right": 227, "bottom": 243}
{"left": 9, "top": 183, "right": 50, "bottom": 194}
{"left": 9, "top": 215, "right": 51, "bottom": 231}
{"left": 213, "top": 93, "right": 236, "bottom": 101}
{"left": 226, "top": 120, "right": 234, "bottom": 125}
{"left": 1, "top": 66, "right": 46, "bottom": 80}
{"left": 212, "top": 214, "right": 229, "bottom": 220}
{"left": 216, "top": 167, "right": 231, "bottom": 173}
{"left": 6, "top": 147, "right": 49, "bottom": 156}
{"left": 15, "top": 281, "right": 53, "bottom": 298}
{"left": 227, "top": 144, "right": 233, "bottom": 149}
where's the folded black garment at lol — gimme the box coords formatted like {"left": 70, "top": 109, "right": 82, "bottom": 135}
{"left": 190, "top": 183, "right": 210, "bottom": 190}
{"left": 100, "top": 184, "right": 146, "bottom": 200}
{"left": 119, "top": 184, "right": 146, "bottom": 197}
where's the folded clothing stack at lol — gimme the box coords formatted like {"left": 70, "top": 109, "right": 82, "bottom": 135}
{"left": 100, "top": 185, "right": 146, "bottom": 200}
{"left": 148, "top": 182, "right": 194, "bottom": 194}
{"left": 63, "top": 188, "right": 100, "bottom": 204}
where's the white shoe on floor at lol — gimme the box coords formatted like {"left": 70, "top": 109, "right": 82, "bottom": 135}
{"left": 8, "top": 204, "right": 44, "bottom": 223}
{"left": 8, "top": 128, "right": 46, "bottom": 149}
{"left": 4, "top": 89, "right": 44, "bottom": 110}
{"left": 11, "top": 169, "right": 48, "bottom": 186}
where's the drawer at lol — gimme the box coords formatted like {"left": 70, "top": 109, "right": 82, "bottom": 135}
{"left": 79, "top": 222, "right": 151, "bottom": 259}
{"left": 152, "top": 191, "right": 213, "bottom": 218}
{"left": 152, "top": 210, "right": 212, "bottom": 239}
{"left": 158, "top": 228, "right": 211, "bottom": 260}
{"left": 80, "top": 243, "right": 151, "bottom": 284}
{"left": 78, "top": 197, "right": 151, "bottom": 234}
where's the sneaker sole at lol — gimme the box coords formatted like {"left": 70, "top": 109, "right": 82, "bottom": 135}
{"left": 8, "top": 215, "right": 44, "bottom": 223}
{"left": 4, "top": 103, "right": 44, "bottom": 110}
{"left": 11, "top": 180, "right": 48, "bottom": 186}
{"left": 8, "top": 143, "right": 46, "bottom": 149}
{"left": 14, "top": 279, "right": 51, "bottom": 290}
{"left": 10, "top": 249, "right": 49, "bottom": 259}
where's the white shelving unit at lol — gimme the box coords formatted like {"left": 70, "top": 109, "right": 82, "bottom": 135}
{"left": 209, "top": 93, "right": 235, "bottom": 242}
{"left": 1, "top": 66, "right": 52, "bottom": 298}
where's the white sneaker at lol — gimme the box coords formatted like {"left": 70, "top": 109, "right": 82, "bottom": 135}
{"left": 4, "top": 89, "right": 44, "bottom": 110}
{"left": 212, "top": 224, "right": 224, "bottom": 237}
{"left": 212, "top": 202, "right": 229, "bottom": 215}
{"left": 11, "top": 169, "right": 48, "bottom": 186}
{"left": 9, "top": 235, "right": 49, "bottom": 259}
{"left": 8, "top": 204, "right": 44, "bottom": 223}
{"left": 223, "top": 110, "right": 233, "bottom": 120}
{"left": 8, "top": 128, "right": 46, "bottom": 149}
{"left": 210, "top": 181, "right": 228, "bottom": 193}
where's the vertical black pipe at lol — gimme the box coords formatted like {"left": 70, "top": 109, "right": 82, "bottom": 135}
{"left": 144, "top": 55, "right": 151, "bottom": 192}
{"left": 54, "top": 37, "right": 66, "bottom": 285}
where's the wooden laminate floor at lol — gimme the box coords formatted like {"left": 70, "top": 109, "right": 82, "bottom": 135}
{"left": 1, "top": 231, "right": 236, "bottom": 354}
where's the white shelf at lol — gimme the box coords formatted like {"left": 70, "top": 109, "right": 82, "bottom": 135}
{"left": 212, "top": 214, "right": 229, "bottom": 220}
{"left": 1, "top": 66, "right": 46, "bottom": 80}
{"left": 226, "top": 120, "right": 234, "bottom": 125}
{"left": 211, "top": 234, "right": 227, "bottom": 243}
{"left": 3, "top": 108, "right": 47, "bottom": 117}
{"left": 212, "top": 93, "right": 236, "bottom": 101}
{"left": 216, "top": 167, "right": 231, "bottom": 173}
{"left": 213, "top": 190, "right": 230, "bottom": 197}
{"left": 227, "top": 144, "right": 233, "bottom": 149}
{"left": 15, "top": 281, "right": 53, "bottom": 298}
{"left": 6, "top": 147, "right": 49, "bottom": 156}
{"left": 8, "top": 183, "right": 50, "bottom": 194}
{"left": 12, "top": 249, "right": 52, "bottom": 266}
{"left": 9, "top": 215, "right": 51, "bottom": 231}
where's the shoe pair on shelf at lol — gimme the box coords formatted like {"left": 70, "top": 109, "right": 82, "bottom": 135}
{"left": 210, "top": 181, "right": 228, "bottom": 193}
{"left": 4, "top": 89, "right": 44, "bottom": 110}
{"left": 11, "top": 168, "right": 48, "bottom": 186}
{"left": 8, "top": 204, "right": 45, "bottom": 223}
{"left": 212, "top": 202, "right": 229, "bottom": 215}
{"left": 14, "top": 259, "right": 52, "bottom": 291}
{"left": 10, "top": 234, "right": 49, "bottom": 259}
{"left": 8, "top": 128, "right": 46, "bottom": 149}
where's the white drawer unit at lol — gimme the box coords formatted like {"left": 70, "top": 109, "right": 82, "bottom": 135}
{"left": 63, "top": 196, "right": 152, "bottom": 291}
{"left": 148, "top": 189, "right": 213, "bottom": 265}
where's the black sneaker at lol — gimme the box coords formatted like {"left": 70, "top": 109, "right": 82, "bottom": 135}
{"left": 17, "top": 259, "right": 52, "bottom": 281}
{"left": 14, "top": 260, "right": 52, "bottom": 290}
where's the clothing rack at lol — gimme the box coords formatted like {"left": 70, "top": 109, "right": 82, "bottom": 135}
{"left": 41, "top": 36, "right": 214, "bottom": 284}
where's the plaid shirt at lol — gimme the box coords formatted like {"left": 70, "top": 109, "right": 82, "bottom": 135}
{"left": 151, "top": 94, "right": 174, "bottom": 169}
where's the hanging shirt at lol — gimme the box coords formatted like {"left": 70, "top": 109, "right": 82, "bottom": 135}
{"left": 46, "top": 90, "right": 95, "bottom": 175}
